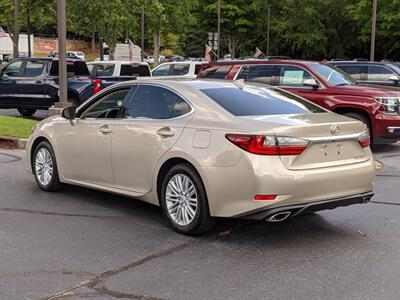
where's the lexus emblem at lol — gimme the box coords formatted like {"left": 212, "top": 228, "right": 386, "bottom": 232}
{"left": 330, "top": 124, "right": 341, "bottom": 135}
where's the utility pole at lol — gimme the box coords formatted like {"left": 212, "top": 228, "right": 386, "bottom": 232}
{"left": 13, "top": 0, "right": 19, "bottom": 58}
{"left": 266, "top": 4, "right": 271, "bottom": 57}
{"left": 49, "top": 0, "right": 68, "bottom": 116}
{"left": 370, "top": 0, "right": 377, "bottom": 61}
{"left": 141, "top": 5, "right": 145, "bottom": 52}
{"left": 217, "top": 0, "right": 221, "bottom": 59}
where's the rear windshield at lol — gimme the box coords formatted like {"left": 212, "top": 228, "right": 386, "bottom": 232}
{"left": 200, "top": 86, "right": 325, "bottom": 116}
{"left": 120, "top": 64, "right": 151, "bottom": 76}
{"left": 49, "top": 61, "right": 90, "bottom": 77}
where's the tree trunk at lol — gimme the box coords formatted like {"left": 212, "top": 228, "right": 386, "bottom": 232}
{"left": 153, "top": 27, "right": 161, "bottom": 63}
{"left": 27, "top": 9, "right": 31, "bottom": 57}
{"left": 227, "top": 33, "right": 239, "bottom": 59}
{"left": 91, "top": 32, "right": 96, "bottom": 52}
{"left": 13, "top": 0, "right": 20, "bottom": 58}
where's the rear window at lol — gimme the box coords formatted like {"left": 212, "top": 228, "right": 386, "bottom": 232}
{"left": 199, "top": 65, "right": 231, "bottom": 79}
{"left": 49, "top": 61, "right": 90, "bottom": 77}
{"left": 200, "top": 87, "right": 325, "bottom": 116}
{"left": 120, "top": 64, "right": 151, "bottom": 76}
{"left": 96, "top": 64, "right": 115, "bottom": 76}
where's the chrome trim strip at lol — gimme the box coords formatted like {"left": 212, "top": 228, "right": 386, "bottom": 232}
{"left": 303, "top": 132, "right": 363, "bottom": 143}
{"left": 387, "top": 127, "right": 400, "bottom": 133}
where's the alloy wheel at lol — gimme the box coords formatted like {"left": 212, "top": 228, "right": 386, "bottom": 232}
{"left": 35, "top": 148, "right": 54, "bottom": 186}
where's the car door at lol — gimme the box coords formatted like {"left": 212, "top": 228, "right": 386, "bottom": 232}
{"left": 58, "top": 87, "right": 132, "bottom": 186}
{"left": 236, "top": 64, "right": 277, "bottom": 85}
{"left": 17, "top": 60, "right": 47, "bottom": 107}
{"left": 0, "top": 60, "right": 23, "bottom": 107}
{"left": 111, "top": 84, "right": 193, "bottom": 193}
{"left": 274, "top": 65, "right": 325, "bottom": 107}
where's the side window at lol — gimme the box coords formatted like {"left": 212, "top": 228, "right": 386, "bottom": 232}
{"left": 199, "top": 65, "right": 231, "bottom": 79}
{"left": 277, "top": 65, "right": 313, "bottom": 87}
{"left": 138, "top": 65, "right": 151, "bottom": 76}
{"left": 2, "top": 61, "right": 23, "bottom": 77}
{"left": 152, "top": 64, "right": 171, "bottom": 76}
{"left": 126, "top": 85, "right": 191, "bottom": 119}
{"left": 171, "top": 64, "right": 190, "bottom": 75}
{"left": 337, "top": 65, "right": 364, "bottom": 80}
{"left": 246, "top": 65, "right": 274, "bottom": 84}
{"left": 96, "top": 64, "right": 115, "bottom": 76}
{"left": 23, "top": 61, "right": 44, "bottom": 77}
{"left": 82, "top": 89, "right": 131, "bottom": 119}
{"left": 367, "top": 65, "right": 395, "bottom": 81}
{"left": 194, "top": 64, "right": 202, "bottom": 75}
{"left": 87, "top": 64, "right": 94, "bottom": 74}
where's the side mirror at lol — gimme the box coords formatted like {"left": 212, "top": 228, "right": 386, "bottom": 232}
{"left": 388, "top": 75, "right": 400, "bottom": 82}
{"left": 303, "top": 78, "right": 320, "bottom": 89}
{"left": 61, "top": 106, "right": 76, "bottom": 120}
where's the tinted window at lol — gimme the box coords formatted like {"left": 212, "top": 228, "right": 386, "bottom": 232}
{"left": 49, "top": 61, "right": 90, "bottom": 76}
{"left": 172, "top": 64, "right": 190, "bottom": 75}
{"left": 83, "top": 89, "right": 131, "bottom": 119}
{"left": 127, "top": 85, "right": 190, "bottom": 119}
{"left": 120, "top": 64, "right": 151, "bottom": 77}
{"left": 367, "top": 65, "right": 395, "bottom": 81}
{"left": 277, "top": 65, "right": 313, "bottom": 87}
{"left": 95, "top": 64, "right": 115, "bottom": 76}
{"left": 2, "top": 61, "right": 23, "bottom": 76}
{"left": 199, "top": 65, "right": 231, "bottom": 79}
{"left": 336, "top": 65, "right": 364, "bottom": 80}
{"left": 201, "top": 86, "right": 325, "bottom": 116}
{"left": 237, "top": 65, "right": 274, "bottom": 84}
{"left": 23, "top": 61, "right": 44, "bottom": 77}
{"left": 152, "top": 64, "right": 170, "bottom": 76}
{"left": 194, "top": 64, "right": 202, "bottom": 75}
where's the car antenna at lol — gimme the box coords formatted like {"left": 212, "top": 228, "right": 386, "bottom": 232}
{"left": 233, "top": 79, "right": 246, "bottom": 90}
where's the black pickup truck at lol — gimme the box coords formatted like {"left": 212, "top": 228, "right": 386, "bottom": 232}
{"left": 0, "top": 57, "right": 94, "bottom": 116}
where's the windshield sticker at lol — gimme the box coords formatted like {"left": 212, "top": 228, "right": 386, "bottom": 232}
{"left": 282, "top": 70, "right": 304, "bottom": 85}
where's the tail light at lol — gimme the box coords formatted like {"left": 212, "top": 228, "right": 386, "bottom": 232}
{"left": 92, "top": 79, "right": 102, "bottom": 94}
{"left": 226, "top": 134, "right": 309, "bottom": 155}
{"left": 358, "top": 130, "right": 370, "bottom": 148}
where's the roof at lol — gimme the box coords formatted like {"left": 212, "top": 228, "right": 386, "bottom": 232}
{"left": 201, "top": 59, "right": 320, "bottom": 67}
{"left": 87, "top": 60, "right": 149, "bottom": 65}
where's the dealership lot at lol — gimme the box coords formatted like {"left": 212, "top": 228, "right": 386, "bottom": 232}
{"left": 0, "top": 145, "right": 399, "bottom": 300}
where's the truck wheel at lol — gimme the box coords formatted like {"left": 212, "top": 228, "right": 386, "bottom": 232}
{"left": 18, "top": 109, "right": 36, "bottom": 117}
{"left": 68, "top": 95, "right": 79, "bottom": 107}
{"left": 343, "top": 112, "right": 370, "bottom": 131}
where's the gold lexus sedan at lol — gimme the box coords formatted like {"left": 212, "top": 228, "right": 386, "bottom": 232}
{"left": 27, "top": 80, "right": 375, "bottom": 235}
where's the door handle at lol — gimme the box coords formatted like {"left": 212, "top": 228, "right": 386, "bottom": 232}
{"left": 156, "top": 127, "right": 175, "bottom": 137}
{"left": 98, "top": 125, "right": 112, "bottom": 134}
{"left": 35, "top": 80, "right": 42, "bottom": 84}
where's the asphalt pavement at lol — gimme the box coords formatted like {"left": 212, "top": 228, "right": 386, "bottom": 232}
{"left": 0, "top": 144, "right": 399, "bottom": 299}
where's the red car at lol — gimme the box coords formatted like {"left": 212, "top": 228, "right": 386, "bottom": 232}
{"left": 197, "top": 60, "right": 400, "bottom": 144}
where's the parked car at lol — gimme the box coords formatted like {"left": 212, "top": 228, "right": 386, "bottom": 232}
{"left": 198, "top": 60, "right": 400, "bottom": 144}
{"left": 48, "top": 51, "right": 85, "bottom": 60}
{"left": 27, "top": 79, "right": 374, "bottom": 235}
{"left": 87, "top": 60, "right": 152, "bottom": 93}
{"left": 0, "top": 57, "right": 94, "bottom": 116}
{"left": 152, "top": 61, "right": 206, "bottom": 78}
{"left": 330, "top": 60, "right": 400, "bottom": 87}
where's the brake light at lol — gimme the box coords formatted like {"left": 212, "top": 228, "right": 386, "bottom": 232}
{"left": 92, "top": 79, "right": 102, "bottom": 94}
{"left": 255, "top": 195, "right": 277, "bottom": 201}
{"left": 226, "top": 134, "right": 309, "bottom": 155}
{"left": 358, "top": 130, "right": 370, "bottom": 148}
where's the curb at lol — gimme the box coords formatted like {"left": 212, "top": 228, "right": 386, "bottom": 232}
{"left": 0, "top": 136, "right": 28, "bottom": 150}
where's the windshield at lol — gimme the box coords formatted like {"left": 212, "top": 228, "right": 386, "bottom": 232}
{"left": 200, "top": 86, "right": 326, "bottom": 116}
{"left": 310, "top": 64, "right": 355, "bottom": 86}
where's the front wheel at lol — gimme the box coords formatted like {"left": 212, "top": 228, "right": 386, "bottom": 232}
{"left": 160, "top": 164, "right": 215, "bottom": 235}
{"left": 32, "top": 141, "right": 62, "bottom": 192}
{"left": 18, "top": 108, "right": 36, "bottom": 117}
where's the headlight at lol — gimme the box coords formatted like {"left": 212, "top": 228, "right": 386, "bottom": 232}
{"left": 375, "top": 97, "right": 400, "bottom": 114}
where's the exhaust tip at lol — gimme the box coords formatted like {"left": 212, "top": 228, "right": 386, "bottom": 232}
{"left": 266, "top": 211, "right": 291, "bottom": 222}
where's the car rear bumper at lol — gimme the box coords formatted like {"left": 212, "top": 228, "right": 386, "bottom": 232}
{"left": 236, "top": 191, "right": 374, "bottom": 220}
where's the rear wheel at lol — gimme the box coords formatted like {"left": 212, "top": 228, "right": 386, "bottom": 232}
{"left": 33, "top": 141, "right": 62, "bottom": 192}
{"left": 68, "top": 94, "right": 80, "bottom": 107}
{"left": 18, "top": 108, "right": 36, "bottom": 117}
{"left": 343, "top": 112, "right": 372, "bottom": 139}
{"left": 160, "top": 164, "right": 215, "bottom": 235}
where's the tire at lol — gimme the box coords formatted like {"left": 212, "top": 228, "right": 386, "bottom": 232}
{"left": 343, "top": 112, "right": 372, "bottom": 139}
{"left": 18, "top": 108, "right": 36, "bottom": 117}
{"left": 160, "top": 163, "right": 215, "bottom": 235}
{"left": 32, "top": 141, "right": 62, "bottom": 192}
{"left": 68, "top": 94, "right": 80, "bottom": 107}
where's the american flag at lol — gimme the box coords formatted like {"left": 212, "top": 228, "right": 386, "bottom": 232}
{"left": 0, "top": 27, "right": 8, "bottom": 39}
{"left": 128, "top": 39, "right": 141, "bottom": 61}
{"left": 253, "top": 47, "right": 263, "bottom": 58}
{"left": 205, "top": 44, "right": 212, "bottom": 61}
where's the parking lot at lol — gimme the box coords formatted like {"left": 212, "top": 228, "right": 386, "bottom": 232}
{"left": 0, "top": 144, "right": 398, "bottom": 300}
